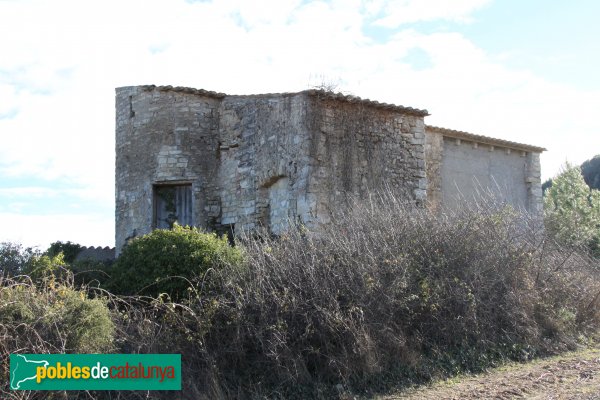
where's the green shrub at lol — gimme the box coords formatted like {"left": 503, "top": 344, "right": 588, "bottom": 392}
{"left": 0, "top": 280, "right": 115, "bottom": 354}
{"left": 68, "top": 258, "right": 114, "bottom": 288}
{"left": 0, "top": 278, "right": 115, "bottom": 397}
{"left": 46, "top": 240, "right": 83, "bottom": 263}
{"left": 109, "top": 224, "right": 243, "bottom": 299}
{"left": 0, "top": 241, "right": 39, "bottom": 277}
{"left": 544, "top": 162, "right": 600, "bottom": 254}
{"left": 24, "top": 252, "right": 68, "bottom": 282}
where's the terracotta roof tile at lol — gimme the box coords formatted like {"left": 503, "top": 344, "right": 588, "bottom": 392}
{"left": 139, "top": 85, "right": 429, "bottom": 117}
{"left": 426, "top": 125, "right": 546, "bottom": 153}
{"left": 302, "top": 89, "right": 429, "bottom": 116}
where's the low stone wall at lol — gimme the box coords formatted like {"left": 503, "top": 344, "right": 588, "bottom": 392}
{"left": 74, "top": 246, "right": 115, "bottom": 262}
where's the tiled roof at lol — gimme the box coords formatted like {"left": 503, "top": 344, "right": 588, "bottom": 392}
{"left": 139, "top": 85, "right": 430, "bottom": 117}
{"left": 426, "top": 125, "right": 546, "bottom": 153}
{"left": 303, "top": 89, "right": 429, "bottom": 116}
{"left": 141, "top": 85, "right": 226, "bottom": 98}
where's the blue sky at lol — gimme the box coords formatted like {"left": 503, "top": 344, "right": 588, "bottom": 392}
{"left": 0, "top": 0, "right": 599, "bottom": 249}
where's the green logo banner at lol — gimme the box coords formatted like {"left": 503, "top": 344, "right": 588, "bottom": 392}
{"left": 10, "top": 354, "right": 181, "bottom": 391}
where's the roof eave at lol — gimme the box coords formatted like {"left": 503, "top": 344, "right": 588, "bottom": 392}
{"left": 426, "top": 125, "right": 546, "bottom": 153}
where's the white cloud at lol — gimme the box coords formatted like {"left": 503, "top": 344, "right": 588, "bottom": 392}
{"left": 0, "top": 212, "right": 113, "bottom": 250}
{"left": 0, "top": 186, "right": 111, "bottom": 203}
{"left": 373, "top": 0, "right": 492, "bottom": 27}
{"left": 0, "top": 0, "right": 598, "bottom": 248}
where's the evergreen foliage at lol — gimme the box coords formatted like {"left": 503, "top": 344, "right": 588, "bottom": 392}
{"left": 581, "top": 154, "right": 600, "bottom": 190}
{"left": 544, "top": 162, "right": 600, "bottom": 254}
{"left": 0, "top": 242, "right": 38, "bottom": 277}
{"left": 109, "top": 224, "right": 243, "bottom": 299}
{"left": 46, "top": 241, "right": 83, "bottom": 263}
{"left": 0, "top": 280, "right": 114, "bottom": 354}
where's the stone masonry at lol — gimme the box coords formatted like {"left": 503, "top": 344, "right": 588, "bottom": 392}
{"left": 115, "top": 85, "right": 545, "bottom": 253}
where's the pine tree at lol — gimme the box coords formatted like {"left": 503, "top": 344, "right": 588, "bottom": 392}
{"left": 544, "top": 162, "right": 600, "bottom": 254}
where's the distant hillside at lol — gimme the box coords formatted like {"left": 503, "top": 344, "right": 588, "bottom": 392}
{"left": 581, "top": 155, "right": 600, "bottom": 190}
{"left": 543, "top": 154, "right": 600, "bottom": 193}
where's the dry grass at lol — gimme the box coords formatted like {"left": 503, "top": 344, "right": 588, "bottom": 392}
{"left": 1, "top": 192, "right": 599, "bottom": 399}
{"left": 383, "top": 344, "right": 600, "bottom": 399}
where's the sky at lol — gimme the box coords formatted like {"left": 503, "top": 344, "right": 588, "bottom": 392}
{"left": 0, "top": 0, "right": 599, "bottom": 249}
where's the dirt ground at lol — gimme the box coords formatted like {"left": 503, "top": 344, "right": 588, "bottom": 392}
{"left": 381, "top": 346, "right": 600, "bottom": 400}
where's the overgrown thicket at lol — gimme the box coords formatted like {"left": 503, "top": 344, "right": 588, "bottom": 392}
{"left": 2, "top": 193, "right": 600, "bottom": 399}
{"left": 0, "top": 276, "right": 115, "bottom": 356}
{"left": 0, "top": 275, "right": 116, "bottom": 399}
{"left": 191, "top": 194, "right": 599, "bottom": 397}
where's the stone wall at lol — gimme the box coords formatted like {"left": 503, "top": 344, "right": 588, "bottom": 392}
{"left": 215, "top": 93, "right": 312, "bottom": 235}
{"left": 116, "top": 86, "right": 429, "bottom": 253}
{"left": 115, "top": 86, "right": 223, "bottom": 253}
{"left": 116, "top": 87, "right": 314, "bottom": 253}
{"left": 525, "top": 151, "right": 543, "bottom": 215}
{"left": 74, "top": 246, "right": 115, "bottom": 262}
{"left": 304, "top": 95, "right": 427, "bottom": 224}
{"left": 116, "top": 86, "right": 544, "bottom": 254}
{"left": 424, "top": 128, "right": 443, "bottom": 210}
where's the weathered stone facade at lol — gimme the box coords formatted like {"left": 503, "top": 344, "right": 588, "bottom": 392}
{"left": 116, "top": 85, "right": 544, "bottom": 253}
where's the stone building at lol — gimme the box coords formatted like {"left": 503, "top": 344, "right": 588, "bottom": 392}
{"left": 115, "top": 85, "right": 545, "bottom": 253}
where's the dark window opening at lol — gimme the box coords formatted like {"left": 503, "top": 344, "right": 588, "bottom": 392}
{"left": 129, "top": 95, "right": 135, "bottom": 118}
{"left": 153, "top": 184, "right": 193, "bottom": 229}
{"left": 217, "top": 224, "right": 235, "bottom": 246}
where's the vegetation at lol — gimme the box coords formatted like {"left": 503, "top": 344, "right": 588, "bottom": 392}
{"left": 544, "top": 162, "right": 600, "bottom": 256}
{"left": 109, "top": 224, "right": 244, "bottom": 300}
{"left": 0, "top": 242, "right": 39, "bottom": 277}
{"left": 46, "top": 240, "right": 83, "bottom": 263}
{"left": 581, "top": 154, "right": 600, "bottom": 190}
{"left": 542, "top": 178, "right": 553, "bottom": 194}
{"left": 1, "top": 193, "right": 599, "bottom": 399}
{"left": 0, "top": 277, "right": 114, "bottom": 356}
{"left": 543, "top": 154, "right": 600, "bottom": 193}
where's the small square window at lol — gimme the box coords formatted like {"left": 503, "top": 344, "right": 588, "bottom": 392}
{"left": 153, "top": 184, "right": 193, "bottom": 229}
